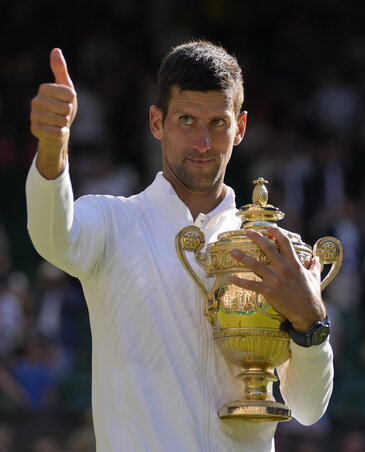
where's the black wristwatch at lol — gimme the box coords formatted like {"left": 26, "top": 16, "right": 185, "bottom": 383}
{"left": 288, "top": 316, "right": 331, "bottom": 347}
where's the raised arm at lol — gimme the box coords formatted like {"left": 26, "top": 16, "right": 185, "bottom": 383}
{"left": 30, "top": 48, "right": 78, "bottom": 179}
{"left": 27, "top": 49, "right": 106, "bottom": 280}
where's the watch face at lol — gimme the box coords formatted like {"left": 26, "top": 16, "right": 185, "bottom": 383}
{"left": 313, "top": 327, "right": 330, "bottom": 345}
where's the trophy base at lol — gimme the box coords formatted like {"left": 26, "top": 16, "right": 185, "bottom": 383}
{"left": 219, "top": 400, "right": 291, "bottom": 422}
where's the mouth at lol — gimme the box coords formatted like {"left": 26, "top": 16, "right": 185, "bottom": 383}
{"left": 186, "top": 157, "right": 215, "bottom": 166}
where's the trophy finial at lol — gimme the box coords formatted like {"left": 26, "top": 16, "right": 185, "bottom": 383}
{"left": 238, "top": 177, "right": 284, "bottom": 224}
{"left": 252, "top": 178, "right": 269, "bottom": 207}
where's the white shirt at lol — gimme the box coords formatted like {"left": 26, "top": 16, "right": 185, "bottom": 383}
{"left": 26, "top": 157, "right": 333, "bottom": 452}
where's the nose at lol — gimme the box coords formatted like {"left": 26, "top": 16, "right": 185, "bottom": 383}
{"left": 192, "top": 125, "right": 211, "bottom": 153}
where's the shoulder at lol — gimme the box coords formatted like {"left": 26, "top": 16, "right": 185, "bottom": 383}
{"left": 74, "top": 191, "right": 146, "bottom": 224}
{"left": 73, "top": 176, "right": 162, "bottom": 224}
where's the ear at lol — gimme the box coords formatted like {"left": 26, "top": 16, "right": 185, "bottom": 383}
{"left": 150, "top": 105, "right": 163, "bottom": 140}
{"left": 233, "top": 111, "right": 247, "bottom": 146}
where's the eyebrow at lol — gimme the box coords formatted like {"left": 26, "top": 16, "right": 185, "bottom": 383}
{"left": 173, "top": 109, "right": 231, "bottom": 119}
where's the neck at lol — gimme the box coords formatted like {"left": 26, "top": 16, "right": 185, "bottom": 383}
{"left": 163, "top": 170, "right": 226, "bottom": 221}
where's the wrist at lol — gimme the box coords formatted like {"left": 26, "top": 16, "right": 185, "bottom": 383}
{"left": 290, "top": 317, "right": 324, "bottom": 333}
{"left": 288, "top": 307, "right": 327, "bottom": 333}
{"left": 36, "top": 142, "right": 68, "bottom": 180}
{"left": 288, "top": 316, "right": 330, "bottom": 347}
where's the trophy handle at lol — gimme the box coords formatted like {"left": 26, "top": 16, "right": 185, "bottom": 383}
{"left": 175, "top": 225, "right": 212, "bottom": 308}
{"left": 313, "top": 237, "right": 344, "bottom": 291}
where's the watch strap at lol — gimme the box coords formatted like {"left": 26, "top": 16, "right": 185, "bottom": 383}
{"left": 288, "top": 316, "right": 330, "bottom": 347}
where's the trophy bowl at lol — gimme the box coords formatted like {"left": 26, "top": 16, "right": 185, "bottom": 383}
{"left": 176, "top": 178, "right": 343, "bottom": 422}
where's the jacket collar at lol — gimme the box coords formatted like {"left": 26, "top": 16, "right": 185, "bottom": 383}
{"left": 144, "top": 172, "right": 240, "bottom": 237}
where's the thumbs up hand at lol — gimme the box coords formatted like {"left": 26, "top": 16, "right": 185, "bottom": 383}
{"left": 31, "top": 48, "right": 78, "bottom": 179}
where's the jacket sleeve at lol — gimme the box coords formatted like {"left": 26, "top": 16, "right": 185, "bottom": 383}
{"left": 276, "top": 338, "right": 334, "bottom": 425}
{"left": 25, "top": 155, "right": 107, "bottom": 280}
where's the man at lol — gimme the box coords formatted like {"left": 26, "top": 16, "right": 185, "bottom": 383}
{"left": 26, "top": 41, "right": 333, "bottom": 452}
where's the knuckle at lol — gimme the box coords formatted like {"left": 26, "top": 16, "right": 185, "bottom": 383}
{"left": 59, "top": 126, "right": 69, "bottom": 138}
{"left": 30, "top": 110, "right": 45, "bottom": 126}
{"left": 52, "top": 127, "right": 63, "bottom": 138}
{"left": 59, "top": 113, "right": 67, "bottom": 124}
{"left": 38, "top": 83, "right": 50, "bottom": 93}
{"left": 30, "top": 123, "right": 38, "bottom": 135}
{"left": 60, "top": 116, "right": 69, "bottom": 127}
{"left": 50, "top": 127, "right": 68, "bottom": 140}
{"left": 58, "top": 103, "right": 71, "bottom": 116}
{"left": 278, "top": 266, "right": 291, "bottom": 280}
{"left": 66, "top": 103, "right": 74, "bottom": 115}
{"left": 31, "top": 96, "right": 41, "bottom": 110}
{"left": 63, "top": 87, "right": 76, "bottom": 102}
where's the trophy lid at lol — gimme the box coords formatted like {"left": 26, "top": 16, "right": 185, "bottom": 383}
{"left": 237, "top": 178, "right": 285, "bottom": 226}
{"left": 212, "top": 178, "right": 312, "bottom": 269}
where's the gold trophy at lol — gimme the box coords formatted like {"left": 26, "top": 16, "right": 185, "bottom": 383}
{"left": 176, "top": 178, "right": 343, "bottom": 422}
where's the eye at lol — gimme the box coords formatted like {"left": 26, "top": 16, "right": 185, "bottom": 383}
{"left": 180, "top": 115, "right": 194, "bottom": 125}
{"left": 210, "top": 118, "right": 226, "bottom": 127}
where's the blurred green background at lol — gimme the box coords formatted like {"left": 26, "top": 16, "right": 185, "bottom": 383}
{"left": 0, "top": 1, "right": 364, "bottom": 450}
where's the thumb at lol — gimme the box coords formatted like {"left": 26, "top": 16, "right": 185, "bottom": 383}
{"left": 310, "top": 255, "right": 322, "bottom": 273}
{"left": 50, "top": 48, "right": 74, "bottom": 88}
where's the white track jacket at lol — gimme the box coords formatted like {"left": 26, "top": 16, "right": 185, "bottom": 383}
{"left": 26, "top": 157, "right": 334, "bottom": 452}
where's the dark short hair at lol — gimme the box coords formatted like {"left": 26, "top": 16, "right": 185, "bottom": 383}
{"left": 157, "top": 40, "right": 244, "bottom": 120}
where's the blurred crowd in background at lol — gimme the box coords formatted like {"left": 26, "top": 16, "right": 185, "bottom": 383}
{"left": 0, "top": 0, "right": 364, "bottom": 450}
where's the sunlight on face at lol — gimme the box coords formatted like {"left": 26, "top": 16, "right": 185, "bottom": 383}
{"left": 160, "top": 88, "right": 242, "bottom": 193}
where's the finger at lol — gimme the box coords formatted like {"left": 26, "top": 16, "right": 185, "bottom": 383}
{"left": 38, "top": 83, "right": 75, "bottom": 102}
{"left": 50, "top": 48, "right": 74, "bottom": 88}
{"left": 31, "top": 109, "right": 70, "bottom": 128}
{"left": 309, "top": 256, "right": 322, "bottom": 281}
{"left": 231, "top": 249, "right": 274, "bottom": 280}
{"left": 229, "top": 274, "right": 264, "bottom": 294}
{"left": 32, "top": 95, "right": 74, "bottom": 116}
{"left": 245, "top": 228, "right": 284, "bottom": 267}
{"left": 266, "top": 225, "right": 300, "bottom": 262}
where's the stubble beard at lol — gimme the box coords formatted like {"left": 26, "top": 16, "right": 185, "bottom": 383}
{"left": 172, "top": 159, "right": 224, "bottom": 193}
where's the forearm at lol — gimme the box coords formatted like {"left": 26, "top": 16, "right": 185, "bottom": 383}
{"left": 26, "top": 154, "right": 107, "bottom": 279}
{"left": 26, "top": 154, "right": 76, "bottom": 274}
{"left": 277, "top": 339, "right": 334, "bottom": 425}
